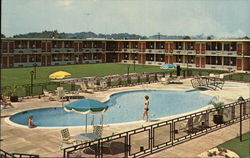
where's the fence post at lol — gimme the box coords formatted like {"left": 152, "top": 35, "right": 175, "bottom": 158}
{"left": 146, "top": 74, "right": 149, "bottom": 82}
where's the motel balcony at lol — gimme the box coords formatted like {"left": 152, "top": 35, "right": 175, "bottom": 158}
{"left": 82, "top": 48, "right": 102, "bottom": 53}
{"left": 145, "top": 61, "right": 165, "bottom": 65}
{"left": 51, "top": 48, "right": 74, "bottom": 53}
{"left": 51, "top": 60, "right": 75, "bottom": 65}
{"left": 121, "top": 60, "right": 139, "bottom": 64}
{"left": 205, "top": 64, "right": 236, "bottom": 70}
{"left": 173, "top": 62, "right": 196, "bottom": 68}
{"left": 145, "top": 49, "right": 165, "bottom": 54}
{"left": 82, "top": 59, "right": 102, "bottom": 64}
{"left": 173, "top": 50, "right": 196, "bottom": 55}
{"left": 121, "top": 48, "right": 139, "bottom": 53}
{"left": 13, "top": 62, "right": 42, "bottom": 68}
{"left": 205, "top": 51, "right": 237, "bottom": 56}
{"left": 14, "top": 48, "right": 42, "bottom": 53}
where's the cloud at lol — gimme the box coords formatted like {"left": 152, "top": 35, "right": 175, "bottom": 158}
{"left": 57, "top": 0, "right": 74, "bottom": 7}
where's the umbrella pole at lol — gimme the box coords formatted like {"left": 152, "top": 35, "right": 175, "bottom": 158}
{"left": 101, "top": 113, "right": 103, "bottom": 127}
{"left": 85, "top": 114, "right": 87, "bottom": 133}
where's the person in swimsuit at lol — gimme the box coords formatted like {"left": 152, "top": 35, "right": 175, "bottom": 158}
{"left": 28, "top": 116, "right": 37, "bottom": 128}
{"left": 142, "top": 95, "right": 149, "bottom": 122}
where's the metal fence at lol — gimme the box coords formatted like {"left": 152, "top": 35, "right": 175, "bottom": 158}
{"left": 63, "top": 99, "right": 250, "bottom": 158}
{"left": 1, "top": 69, "right": 229, "bottom": 98}
{"left": 0, "top": 149, "right": 39, "bottom": 158}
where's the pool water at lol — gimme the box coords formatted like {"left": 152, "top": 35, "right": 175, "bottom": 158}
{"left": 10, "top": 90, "right": 213, "bottom": 127}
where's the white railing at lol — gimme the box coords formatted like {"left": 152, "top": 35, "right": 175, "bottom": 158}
{"left": 14, "top": 49, "right": 42, "bottom": 53}
{"left": 121, "top": 60, "right": 138, "bottom": 64}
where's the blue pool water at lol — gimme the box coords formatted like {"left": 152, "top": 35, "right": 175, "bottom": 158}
{"left": 10, "top": 90, "right": 213, "bottom": 127}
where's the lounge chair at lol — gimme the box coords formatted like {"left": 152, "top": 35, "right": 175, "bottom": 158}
{"left": 177, "top": 117, "right": 193, "bottom": 133}
{"left": 100, "top": 81, "right": 109, "bottom": 91}
{"left": 168, "top": 76, "right": 183, "bottom": 84}
{"left": 88, "top": 82, "right": 100, "bottom": 91}
{"left": 43, "top": 90, "right": 56, "bottom": 101}
{"left": 0, "top": 96, "right": 14, "bottom": 109}
{"left": 80, "top": 83, "right": 94, "bottom": 94}
{"left": 57, "top": 89, "right": 65, "bottom": 101}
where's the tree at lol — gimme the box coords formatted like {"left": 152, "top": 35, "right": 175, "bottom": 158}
{"left": 183, "top": 36, "right": 191, "bottom": 40}
{"left": 1, "top": 34, "right": 6, "bottom": 38}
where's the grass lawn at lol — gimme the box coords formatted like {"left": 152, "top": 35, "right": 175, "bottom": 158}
{"left": 218, "top": 132, "right": 250, "bottom": 158}
{"left": 1, "top": 63, "right": 228, "bottom": 88}
{"left": 224, "top": 73, "right": 250, "bottom": 82}
{"left": 1, "top": 63, "right": 167, "bottom": 87}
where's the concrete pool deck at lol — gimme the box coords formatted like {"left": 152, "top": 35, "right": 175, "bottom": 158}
{"left": 1, "top": 78, "right": 249, "bottom": 157}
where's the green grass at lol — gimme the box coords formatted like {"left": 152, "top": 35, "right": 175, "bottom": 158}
{"left": 224, "top": 73, "right": 250, "bottom": 82}
{"left": 218, "top": 132, "right": 250, "bottom": 158}
{"left": 1, "top": 63, "right": 167, "bottom": 87}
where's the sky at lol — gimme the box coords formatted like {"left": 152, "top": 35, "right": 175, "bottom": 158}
{"left": 2, "top": 0, "right": 250, "bottom": 37}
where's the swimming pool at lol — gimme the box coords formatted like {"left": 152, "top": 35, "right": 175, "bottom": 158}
{"left": 10, "top": 90, "right": 213, "bottom": 127}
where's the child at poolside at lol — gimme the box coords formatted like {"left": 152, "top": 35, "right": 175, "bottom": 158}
{"left": 28, "top": 116, "right": 37, "bottom": 128}
{"left": 142, "top": 95, "right": 150, "bottom": 122}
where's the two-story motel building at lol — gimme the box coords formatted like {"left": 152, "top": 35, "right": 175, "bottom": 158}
{"left": 1, "top": 38, "right": 250, "bottom": 71}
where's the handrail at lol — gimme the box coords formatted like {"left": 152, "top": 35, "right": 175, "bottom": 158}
{"left": 63, "top": 99, "right": 250, "bottom": 157}
{"left": 0, "top": 149, "right": 39, "bottom": 158}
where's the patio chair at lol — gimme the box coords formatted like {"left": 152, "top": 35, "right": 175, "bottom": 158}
{"left": 83, "top": 125, "right": 114, "bottom": 155}
{"left": 60, "top": 128, "right": 77, "bottom": 149}
{"left": 57, "top": 89, "right": 65, "bottom": 101}
{"left": 209, "top": 73, "right": 215, "bottom": 78}
{"left": 178, "top": 117, "right": 193, "bottom": 133}
{"left": 88, "top": 82, "right": 100, "bottom": 91}
{"left": 80, "top": 83, "right": 94, "bottom": 94}
{"left": 100, "top": 81, "right": 109, "bottom": 91}
{"left": 43, "top": 90, "right": 56, "bottom": 101}
{"left": 93, "top": 125, "right": 103, "bottom": 139}
{"left": 168, "top": 76, "right": 183, "bottom": 84}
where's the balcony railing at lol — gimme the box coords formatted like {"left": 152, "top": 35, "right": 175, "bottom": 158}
{"left": 145, "top": 49, "right": 165, "bottom": 54}
{"left": 205, "top": 64, "right": 237, "bottom": 70}
{"left": 14, "top": 49, "right": 42, "bottom": 53}
{"left": 121, "top": 60, "right": 138, "bottom": 64}
{"left": 51, "top": 48, "right": 74, "bottom": 53}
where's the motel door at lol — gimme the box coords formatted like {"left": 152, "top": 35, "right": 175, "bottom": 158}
{"left": 165, "top": 56, "right": 169, "bottom": 64}
{"left": 201, "top": 57, "right": 205, "bottom": 68}
{"left": 47, "top": 56, "right": 51, "bottom": 66}
{"left": 236, "top": 59, "right": 242, "bottom": 70}
{"left": 42, "top": 56, "right": 46, "bottom": 66}
{"left": 9, "top": 56, "right": 14, "bottom": 67}
{"left": 195, "top": 57, "right": 200, "bottom": 67}
{"left": 169, "top": 56, "right": 173, "bottom": 64}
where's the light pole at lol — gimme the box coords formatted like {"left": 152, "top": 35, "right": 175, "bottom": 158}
{"left": 238, "top": 96, "right": 244, "bottom": 142}
{"left": 33, "top": 63, "right": 37, "bottom": 80}
{"left": 186, "top": 53, "right": 189, "bottom": 77}
{"left": 30, "top": 71, "right": 34, "bottom": 96}
{"left": 127, "top": 64, "right": 130, "bottom": 76}
{"left": 133, "top": 55, "right": 136, "bottom": 71}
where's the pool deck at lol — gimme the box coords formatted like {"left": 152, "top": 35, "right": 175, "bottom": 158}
{"left": 1, "top": 78, "right": 249, "bottom": 157}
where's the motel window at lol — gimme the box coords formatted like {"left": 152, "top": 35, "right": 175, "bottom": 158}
{"left": 21, "top": 55, "right": 27, "bottom": 63}
{"left": 206, "top": 56, "right": 211, "bottom": 64}
{"left": 14, "top": 55, "right": 21, "bottom": 63}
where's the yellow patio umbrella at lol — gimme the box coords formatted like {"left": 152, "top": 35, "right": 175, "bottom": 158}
{"left": 49, "top": 71, "right": 71, "bottom": 79}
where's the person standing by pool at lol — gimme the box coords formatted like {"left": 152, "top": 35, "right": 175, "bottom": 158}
{"left": 28, "top": 116, "right": 37, "bottom": 128}
{"left": 142, "top": 95, "right": 149, "bottom": 122}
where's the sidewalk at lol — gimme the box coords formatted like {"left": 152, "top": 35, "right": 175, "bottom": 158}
{"left": 147, "top": 119, "right": 249, "bottom": 157}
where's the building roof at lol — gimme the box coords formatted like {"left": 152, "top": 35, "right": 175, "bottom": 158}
{"left": 1, "top": 37, "right": 250, "bottom": 42}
